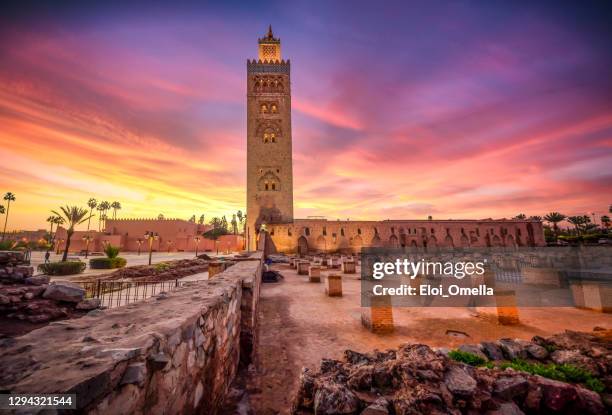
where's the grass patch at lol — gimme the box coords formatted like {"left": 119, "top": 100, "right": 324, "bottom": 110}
{"left": 498, "top": 359, "right": 604, "bottom": 393}
{"left": 448, "top": 349, "right": 487, "bottom": 366}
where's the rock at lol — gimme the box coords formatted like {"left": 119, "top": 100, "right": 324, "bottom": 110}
{"left": 573, "top": 386, "right": 606, "bottom": 415}
{"left": 87, "top": 309, "right": 103, "bottom": 317}
{"left": 120, "top": 363, "right": 147, "bottom": 386}
{"left": 481, "top": 342, "right": 504, "bottom": 361}
{"left": 293, "top": 368, "right": 316, "bottom": 410}
{"left": 361, "top": 397, "right": 389, "bottom": 415}
{"left": 97, "top": 347, "right": 141, "bottom": 362}
{"left": 313, "top": 382, "right": 360, "bottom": 414}
{"left": 498, "top": 339, "right": 526, "bottom": 360}
{"left": 523, "top": 384, "right": 542, "bottom": 411}
{"left": 344, "top": 349, "right": 371, "bottom": 365}
{"left": 149, "top": 352, "right": 170, "bottom": 371}
{"left": 537, "top": 376, "right": 578, "bottom": 411}
{"left": 485, "top": 402, "right": 525, "bottom": 415}
{"left": 76, "top": 298, "right": 101, "bottom": 310}
{"left": 444, "top": 366, "right": 477, "bottom": 397}
{"left": 321, "top": 358, "right": 343, "bottom": 373}
{"left": 347, "top": 365, "right": 373, "bottom": 390}
{"left": 24, "top": 292, "right": 35, "bottom": 300}
{"left": 0, "top": 294, "right": 9, "bottom": 305}
{"left": 43, "top": 281, "right": 85, "bottom": 303}
{"left": 25, "top": 275, "right": 50, "bottom": 286}
{"left": 493, "top": 376, "right": 529, "bottom": 400}
{"left": 458, "top": 344, "right": 488, "bottom": 361}
{"left": 550, "top": 349, "right": 599, "bottom": 375}
{"left": 524, "top": 343, "right": 548, "bottom": 360}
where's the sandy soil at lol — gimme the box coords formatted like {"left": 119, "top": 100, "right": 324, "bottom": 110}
{"left": 244, "top": 263, "right": 611, "bottom": 414}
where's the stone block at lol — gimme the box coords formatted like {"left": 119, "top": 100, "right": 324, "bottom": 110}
{"left": 43, "top": 281, "right": 86, "bottom": 303}
{"left": 342, "top": 260, "right": 356, "bottom": 274}
{"left": 330, "top": 257, "right": 341, "bottom": 269}
{"left": 581, "top": 283, "right": 612, "bottom": 313}
{"left": 308, "top": 266, "right": 321, "bottom": 282}
{"left": 297, "top": 261, "right": 310, "bottom": 275}
{"left": 522, "top": 267, "right": 562, "bottom": 287}
{"left": 326, "top": 274, "right": 342, "bottom": 297}
{"left": 495, "top": 290, "right": 520, "bottom": 325}
{"left": 361, "top": 295, "right": 394, "bottom": 333}
{"left": 208, "top": 262, "right": 226, "bottom": 278}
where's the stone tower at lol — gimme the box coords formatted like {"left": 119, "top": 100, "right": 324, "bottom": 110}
{"left": 246, "top": 26, "right": 294, "bottom": 250}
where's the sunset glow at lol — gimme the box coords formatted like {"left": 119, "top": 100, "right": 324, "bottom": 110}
{"left": 1, "top": 1, "right": 611, "bottom": 230}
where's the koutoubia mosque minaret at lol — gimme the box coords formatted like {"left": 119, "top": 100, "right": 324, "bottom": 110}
{"left": 246, "top": 26, "right": 294, "bottom": 250}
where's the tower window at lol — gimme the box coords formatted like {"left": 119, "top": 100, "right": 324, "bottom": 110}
{"left": 323, "top": 226, "right": 327, "bottom": 236}
{"left": 260, "top": 103, "right": 268, "bottom": 113}
{"left": 288, "top": 228, "right": 292, "bottom": 236}
{"left": 271, "top": 104, "right": 278, "bottom": 113}
{"left": 305, "top": 227, "right": 310, "bottom": 236}
{"left": 340, "top": 228, "right": 345, "bottom": 237}
{"left": 357, "top": 228, "right": 361, "bottom": 235}
{"left": 271, "top": 183, "right": 276, "bottom": 190}
{"left": 265, "top": 182, "right": 269, "bottom": 190}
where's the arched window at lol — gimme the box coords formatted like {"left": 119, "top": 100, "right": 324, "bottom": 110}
{"left": 260, "top": 103, "right": 268, "bottom": 113}
{"left": 265, "top": 182, "right": 269, "bottom": 191}
{"left": 340, "top": 228, "right": 345, "bottom": 237}
{"left": 271, "top": 183, "right": 276, "bottom": 190}
{"left": 271, "top": 104, "right": 278, "bottom": 113}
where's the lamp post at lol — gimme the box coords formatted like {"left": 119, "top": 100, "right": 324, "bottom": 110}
{"left": 194, "top": 236, "right": 201, "bottom": 257}
{"left": 136, "top": 238, "right": 143, "bottom": 255}
{"left": 215, "top": 239, "right": 219, "bottom": 255}
{"left": 144, "top": 231, "right": 159, "bottom": 265}
{"left": 167, "top": 240, "right": 173, "bottom": 253}
{"left": 82, "top": 234, "right": 93, "bottom": 258}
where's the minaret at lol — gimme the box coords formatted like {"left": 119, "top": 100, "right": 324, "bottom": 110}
{"left": 246, "top": 26, "right": 294, "bottom": 250}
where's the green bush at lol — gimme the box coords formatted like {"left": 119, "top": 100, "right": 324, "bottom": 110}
{"left": 498, "top": 359, "right": 604, "bottom": 392}
{"left": 154, "top": 262, "right": 171, "bottom": 272}
{"left": 89, "top": 257, "right": 127, "bottom": 269}
{"left": 38, "top": 261, "right": 86, "bottom": 275}
{"left": 104, "top": 244, "right": 121, "bottom": 259}
{"left": 448, "top": 349, "right": 487, "bottom": 366}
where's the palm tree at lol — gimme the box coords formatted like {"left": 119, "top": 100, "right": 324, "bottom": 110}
{"left": 86, "top": 198, "right": 97, "bottom": 231}
{"left": 46, "top": 216, "right": 56, "bottom": 243}
{"left": 529, "top": 215, "right": 542, "bottom": 221}
{"left": 1, "top": 192, "right": 16, "bottom": 241}
{"left": 99, "top": 201, "right": 111, "bottom": 228}
{"left": 96, "top": 205, "right": 105, "bottom": 231}
{"left": 567, "top": 216, "right": 584, "bottom": 234}
{"left": 601, "top": 215, "right": 610, "bottom": 229}
{"left": 110, "top": 201, "right": 121, "bottom": 219}
{"left": 51, "top": 206, "right": 90, "bottom": 261}
{"left": 514, "top": 214, "right": 527, "bottom": 220}
{"left": 543, "top": 212, "right": 566, "bottom": 239}
{"left": 231, "top": 214, "right": 238, "bottom": 234}
{"left": 198, "top": 214, "right": 205, "bottom": 225}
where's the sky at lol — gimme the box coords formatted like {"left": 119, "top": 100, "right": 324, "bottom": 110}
{"left": 1, "top": 0, "right": 611, "bottom": 230}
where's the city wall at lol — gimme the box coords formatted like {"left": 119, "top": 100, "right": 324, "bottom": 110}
{"left": 0, "top": 252, "right": 263, "bottom": 414}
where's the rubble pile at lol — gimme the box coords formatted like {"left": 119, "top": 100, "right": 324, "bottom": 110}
{"left": 293, "top": 330, "right": 611, "bottom": 414}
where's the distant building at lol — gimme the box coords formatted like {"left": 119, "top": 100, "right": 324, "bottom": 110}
{"left": 54, "top": 218, "right": 243, "bottom": 253}
{"left": 245, "top": 28, "right": 546, "bottom": 253}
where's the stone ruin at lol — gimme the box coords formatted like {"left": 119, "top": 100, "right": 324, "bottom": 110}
{"left": 293, "top": 330, "right": 611, "bottom": 414}
{"left": 0, "top": 251, "right": 100, "bottom": 330}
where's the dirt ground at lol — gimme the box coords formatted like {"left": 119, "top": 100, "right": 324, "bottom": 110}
{"left": 244, "top": 262, "right": 611, "bottom": 414}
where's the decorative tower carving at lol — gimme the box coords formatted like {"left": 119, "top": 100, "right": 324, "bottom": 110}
{"left": 246, "top": 26, "right": 294, "bottom": 250}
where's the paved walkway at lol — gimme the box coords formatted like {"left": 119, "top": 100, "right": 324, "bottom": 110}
{"left": 246, "top": 262, "right": 612, "bottom": 414}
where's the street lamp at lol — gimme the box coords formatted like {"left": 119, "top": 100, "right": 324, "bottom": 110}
{"left": 82, "top": 234, "right": 93, "bottom": 258}
{"left": 215, "top": 239, "right": 219, "bottom": 255}
{"left": 194, "top": 236, "right": 201, "bottom": 257}
{"left": 167, "top": 240, "right": 173, "bottom": 253}
{"left": 136, "top": 238, "right": 143, "bottom": 255}
{"left": 144, "top": 231, "right": 159, "bottom": 265}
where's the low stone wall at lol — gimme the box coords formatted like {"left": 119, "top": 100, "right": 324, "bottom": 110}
{"left": 0, "top": 252, "right": 263, "bottom": 414}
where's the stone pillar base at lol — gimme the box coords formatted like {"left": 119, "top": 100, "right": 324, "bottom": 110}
{"left": 342, "top": 261, "right": 356, "bottom": 274}
{"left": 581, "top": 283, "right": 612, "bottom": 313}
{"left": 297, "top": 261, "right": 310, "bottom": 275}
{"left": 495, "top": 290, "right": 520, "bottom": 325}
{"left": 326, "top": 274, "right": 342, "bottom": 297}
{"left": 309, "top": 266, "right": 321, "bottom": 282}
{"left": 361, "top": 296, "right": 394, "bottom": 333}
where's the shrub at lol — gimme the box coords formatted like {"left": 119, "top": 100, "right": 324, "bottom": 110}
{"left": 154, "top": 262, "right": 171, "bottom": 272}
{"left": 448, "top": 349, "right": 486, "bottom": 366}
{"left": 104, "top": 244, "right": 120, "bottom": 259}
{"left": 499, "top": 359, "right": 604, "bottom": 392}
{"left": 89, "top": 257, "right": 127, "bottom": 269}
{"left": 38, "top": 261, "right": 86, "bottom": 275}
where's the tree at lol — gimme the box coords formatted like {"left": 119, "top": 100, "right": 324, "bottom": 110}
{"left": 86, "top": 198, "right": 97, "bottom": 231}
{"left": 198, "top": 214, "right": 205, "bottom": 225}
{"left": 96, "top": 205, "right": 105, "bottom": 231}
{"left": 567, "top": 216, "right": 586, "bottom": 234}
{"left": 189, "top": 215, "right": 196, "bottom": 223}
{"left": 543, "top": 212, "right": 566, "bottom": 239}
{"left": 158, "top": 213, "right": 165, "bottom": 220}
{"left": 46, "top": 216, "right": 56, "bottom": 243}
{"left": 514, "top": 214, "right": 526, "bottom": 220}
{"left": 528, "top": 215, "right": 542, "bottom": 221}
{"left": 601, "top": 215, "right": 610, "bottom": 229}
{"left": 110, "top": 201, "right": 121, "bottom": 219}
{"left": 98, "top": 201, "right": 111, "bottom": 229}
{"left": 221, "top": 216, "right": 229, "bottom": 233}
{"left": 1, "top": 192, "right": 16, "bottom": 241}
{"left": 51, "top": 206, "right": 90, "bottom": 262}
{"left": 231, "top": 214, "right": 238, "bottom": 235}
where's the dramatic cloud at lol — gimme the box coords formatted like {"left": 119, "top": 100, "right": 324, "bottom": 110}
{"left": 0, "top": 1, "right": 611, "bottom": 230}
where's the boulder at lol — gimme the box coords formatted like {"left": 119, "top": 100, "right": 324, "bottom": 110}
{"left": 76, "top": 298, "right": 101, "bottom": 310}
{"left": 537, "top": 376, "right": 578, "bottom": 411}
{"left": 361, "top": 397, "right": 389, "bottom": 415}
{"left": 498, "top": 339, "right": 526, "bottom": 360}
{"left": 550, "top": 349, "right": 599, "bottom": 375}
{"left": 444, "top": 366, "right": 477, "bottom": 397}
{"left": 493, "top": 375, "right": 529, "bottom": 400}
{"left": 42, "top": 281, "right": 85, "bottom": 303}
{"left": 481, "top": 342, "right": 504, "bottom": 361}
{"left": 25, "top": 275, "right": 50, "bottom": 286}
{"left": 313, "top": 382, "right": 360, "bottom": 414}
{"left": 458, "top": 344, "right": 488, "bottom": 361}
